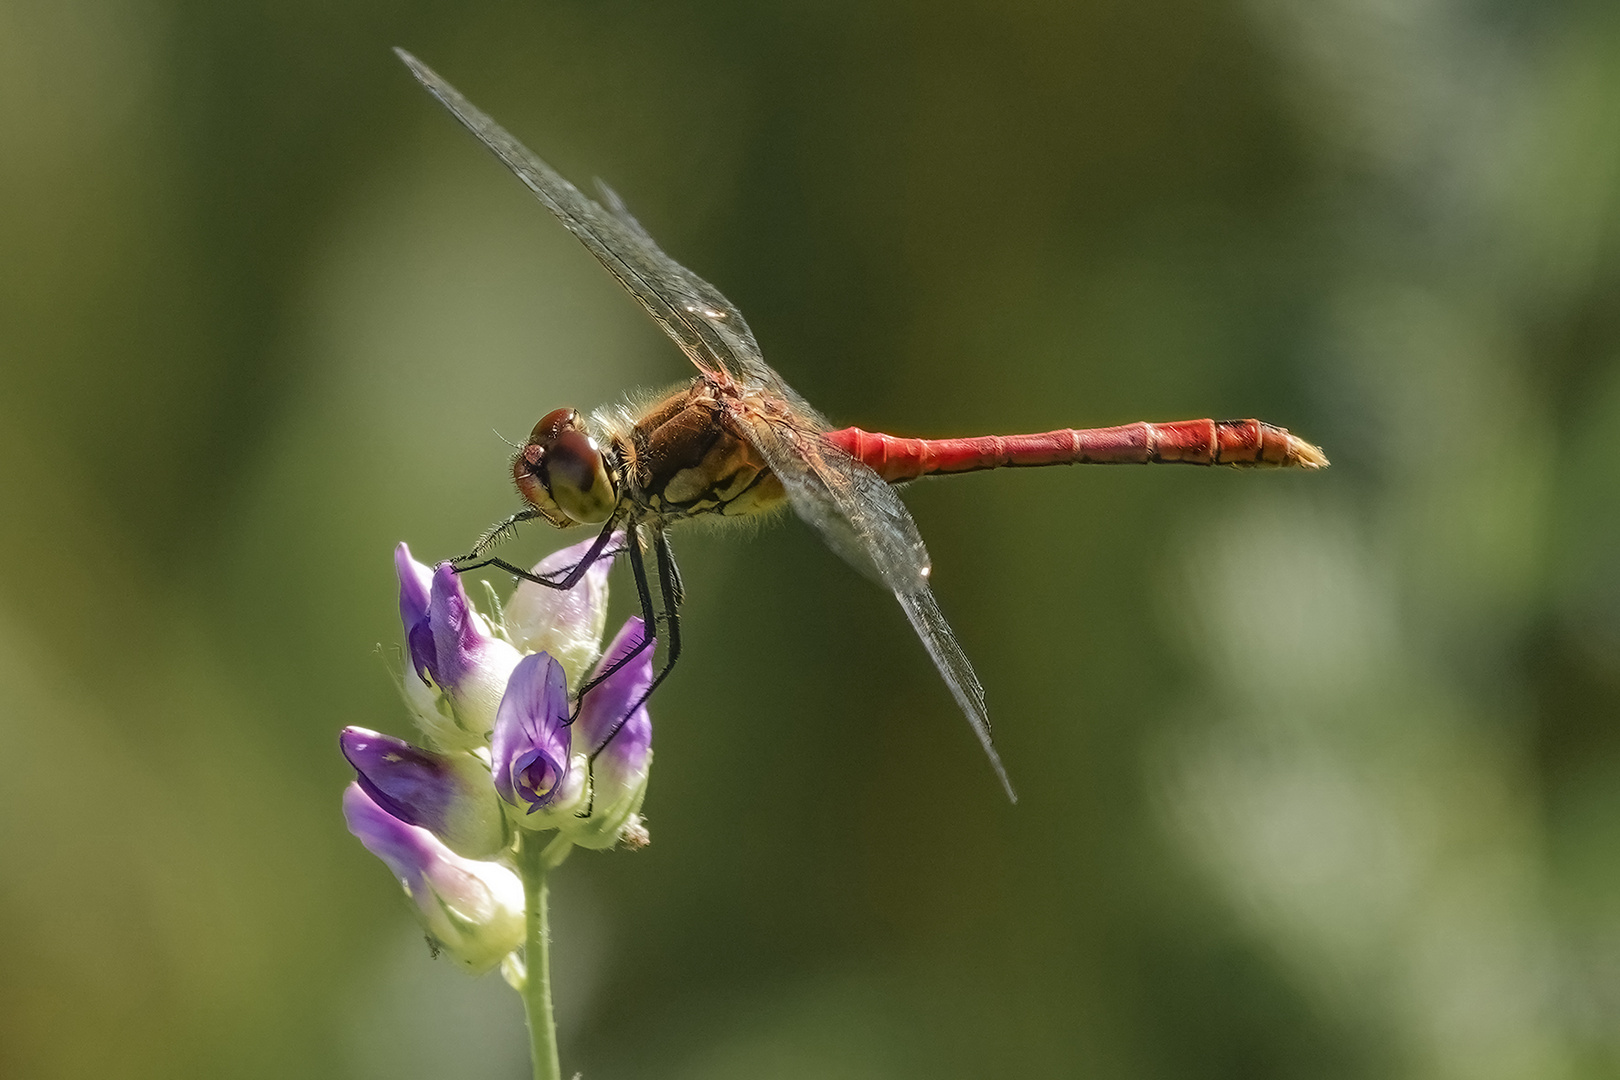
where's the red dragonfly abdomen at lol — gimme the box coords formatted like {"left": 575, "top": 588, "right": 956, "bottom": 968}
{"left": 825, "top": 418, "right": 1328, "bottom": 482}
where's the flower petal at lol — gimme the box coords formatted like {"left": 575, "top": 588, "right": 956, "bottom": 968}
{"left": 575, "top": 616, "right": 655, "bottom": 757}
{"left": 339, "top": 727, "right": 504, "bottom": 858}
{"left": 395, "top": 542, "right": 433, "bottom": 635}
{"left": 397, "top": 544, "right": 440, "bottom": 686}
{"left": 411, "top": 563, "right": 522, "bottom": 749}
{"left": 343, "top": 780, "right": 437, "bottom": 890}
{"left": 342, "top": 784, "right": 524, "bottom": 974}
{"left": 429, "top": 563, "right": 489, "bottom": 690}
{"left": 490, "top": 652, "right": 572, "bottom": 814}
{"left": 502, "top": 532, "right": 620, "bottom": 687}
{"left": 406, "top": 619, "right": 438, "bottom": 687}
{"left": 564, "top": 617, "right": 655, "bottom": 850}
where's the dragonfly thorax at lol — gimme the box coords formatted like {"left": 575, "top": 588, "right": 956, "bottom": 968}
{"left": 513, "top": 407, "right": 619, "bottom": 527}
{"left": 616, "top": 382, "right": 787, "bottom": 524}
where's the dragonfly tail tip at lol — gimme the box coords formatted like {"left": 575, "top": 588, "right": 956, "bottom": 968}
{"left": 1290, "top": 437, "right": 1330, "bottom": 469}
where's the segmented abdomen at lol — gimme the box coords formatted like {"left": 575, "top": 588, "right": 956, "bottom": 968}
{"left": 824, "top": 418, "right": 1328, "bottom": 482}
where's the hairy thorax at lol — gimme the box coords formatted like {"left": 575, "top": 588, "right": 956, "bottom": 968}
{"left": 607, "top": 380, "right": 787, "bottom": 523}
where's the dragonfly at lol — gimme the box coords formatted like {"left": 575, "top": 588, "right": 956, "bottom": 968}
{"left": 396, "top": 50, "right": 1328, "bottom": 803}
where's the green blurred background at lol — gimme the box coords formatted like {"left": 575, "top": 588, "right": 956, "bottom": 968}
{"left": 3, "top": 1, "right": 1618, "bottom": 1077}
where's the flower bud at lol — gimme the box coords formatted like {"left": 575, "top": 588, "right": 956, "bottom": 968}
{"left": 340, "top": 727, "right": 506, "bottom": 859}
{"left": 396, "top": 552, "right": 522, "bottom": 751}
{"left": 342, "top": 784, "right": 524, "bottom": 974}
{"left": 567, "top": 617, "right": 654, "bottom": 850}
{"left": 501, "top": 532, "right": 619, "bottom": 688}
{"left": 490, "top": 652, "right": 586, "bottom": 824}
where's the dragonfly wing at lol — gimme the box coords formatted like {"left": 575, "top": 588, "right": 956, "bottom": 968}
{"left": 741, "top": 414, "right": 1017, "bottom": 801}
{"left": 397, "top": 50, "right": 765, "bottom": 389}
{"left": 399, "top": 51, "right": 1013, "bottom": 799}
{"left": 746, "top": 411, "right": 926, "bottom": 588}
{"left": 895, "top": 588, "right": 1016, "bottom": 802}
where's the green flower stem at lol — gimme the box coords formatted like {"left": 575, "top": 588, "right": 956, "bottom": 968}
{"left": 518, "top": 834, "right": 571, "bottom": 1080}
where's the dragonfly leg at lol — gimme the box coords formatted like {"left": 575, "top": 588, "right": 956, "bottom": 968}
{"left": 456, "top": 509, "right": 545, "bottom": 562}
{"left": 581, "top": 529, "right": 682, "bottom": 762}
{"left": 567, "top": 521, "right": 660, "bottom": 723}
{"left": 660, "top": 530, "right": 686, "bottom": 610}
{"left": 570, "top": 526, "right": 675, "bottom": 820}
{"left": 649, "top": 530, "right": 683, "bottom": 695}
{"left": 452, "top": 515, "right": 619, "bottom": 590}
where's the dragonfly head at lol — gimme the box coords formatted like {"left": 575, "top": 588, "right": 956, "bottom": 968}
{"left": 513, "top": 408, "right": 619, "bottom": 528}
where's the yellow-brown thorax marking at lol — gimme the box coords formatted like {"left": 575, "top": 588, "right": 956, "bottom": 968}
{"left": 611, "top": 380, "right": 786, "bottom": 522}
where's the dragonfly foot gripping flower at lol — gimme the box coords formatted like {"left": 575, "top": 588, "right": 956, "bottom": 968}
{"left": 343, "top": 533, "right": 652, "bottom": 1079}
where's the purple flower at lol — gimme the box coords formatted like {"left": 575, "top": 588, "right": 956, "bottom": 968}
{"left": 343, "top": 783, "right": 524, "bottom": 973}
{"left": 340, "top": 727, "right": 505, "bottom": 858}
{"left": 366, "top": 537, "right": 654, "bottom": 863}
{"left": 575, "top": 617, "right": 654, "bottom": 756}
{"left": 395, "top": 542, "right": 432, "bottom": 634}
{"left": 394, "top": 547, "right": 521, "bottom": 751}
{"left": 502, "top": 531, "right": 620, "bottom": 686}
{"left": 491, "top": 652, "right": 583, "bottom": 821}
{"left": 344, "top": 537, "right": 663, "bottom": 985}
{"left": 569, "top": 617, "right": 655, "bottom": 850}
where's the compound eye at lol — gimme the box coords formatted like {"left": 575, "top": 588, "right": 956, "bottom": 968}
{"left": 544, "top": 427, "right": 617, "bottom": 524}
{"left": 529, "top": 408, "right": 577, "bottom": 446}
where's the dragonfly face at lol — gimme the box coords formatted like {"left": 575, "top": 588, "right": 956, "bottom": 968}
{"left": 513, "top": 408, "right": 619, "bottom": 528}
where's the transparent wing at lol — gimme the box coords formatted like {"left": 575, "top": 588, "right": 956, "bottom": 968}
{"left": 396, "top": 49, "right": 768, "bottom": 390}
{"left": 398, "top": 50, "right": 1012, "bottom": 799}
{"left": 896, "top": 589, "right": 1015, "bottom": 802}
{"left": 738, "top": 411, "right": 1017, "bottom": 801}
